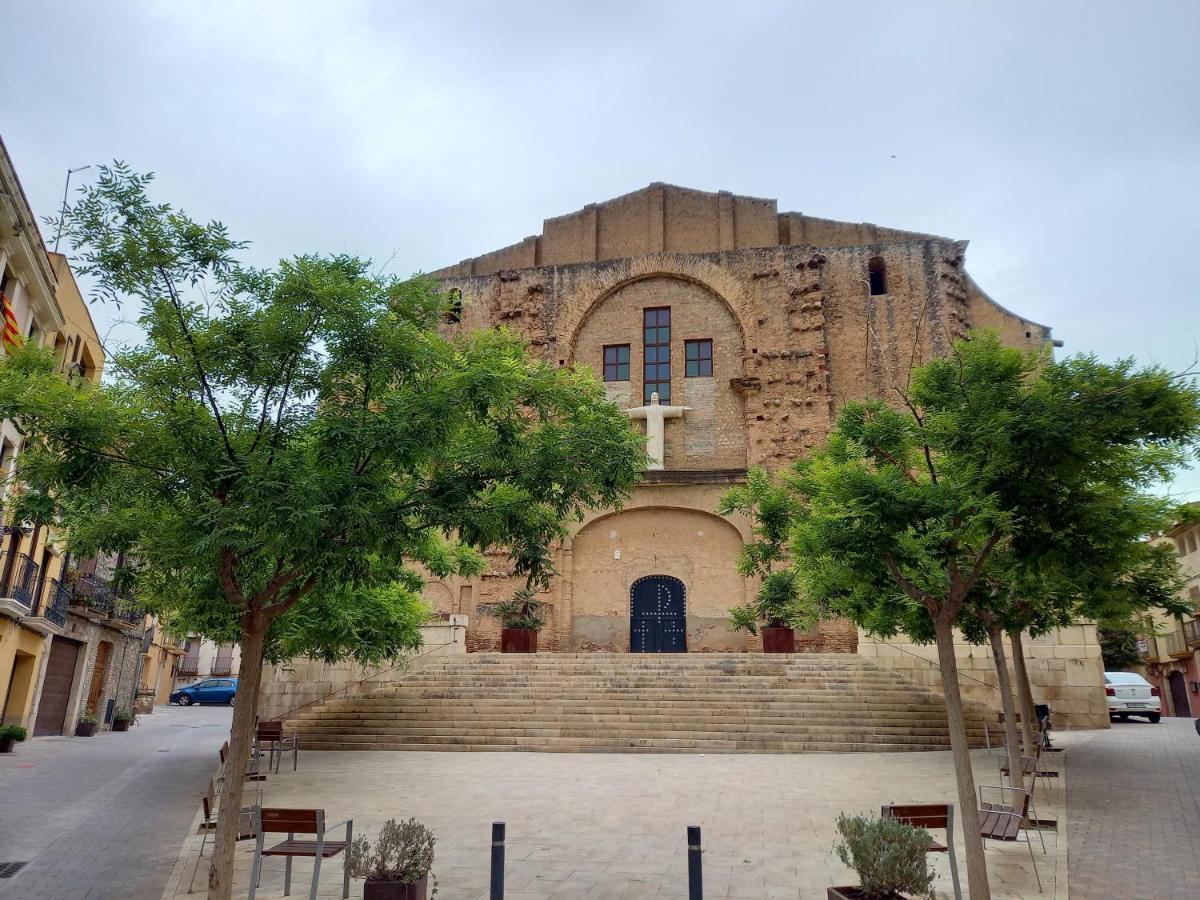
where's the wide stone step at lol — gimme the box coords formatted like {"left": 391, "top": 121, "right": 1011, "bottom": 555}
{"left": 292, "top": 722, "right": 966, "bottom": 738}
{"left": 287, "top": 653, "right": 991, "bottom": 753}
{"left": 297, "top": 736, "right": 954, "bottom": 753}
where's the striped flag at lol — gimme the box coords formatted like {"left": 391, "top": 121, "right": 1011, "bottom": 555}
{"left": 1, "top": 291, "right": 23, "bottom": 354}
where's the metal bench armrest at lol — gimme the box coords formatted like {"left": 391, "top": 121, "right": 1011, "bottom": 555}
{"left": 325, "top": 817, "right": 353, "bottom": 838}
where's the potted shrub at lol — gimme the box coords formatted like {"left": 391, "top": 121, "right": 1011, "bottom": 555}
{"left": 728, "top": 571, "right": 809, "bottom": 653}
{"left": 720, "top": 471, "right": 812, "bottom": 652}
{"left": 75, "top": 711, "right": 99, "bottom": 737}
{"left": 0, "top": 724, "right": 27, "bottom": 753}
{"left": 347, "top": 817, "right": 437, "bottom": 899}
{"left": 829, "top": 813, "right": 936, "bottom": 900}
{"left": 112, "top": 708, "right": 136, "bottom": 732}
{"left": 493, "top": 588, "right": 544, "bottom": 653}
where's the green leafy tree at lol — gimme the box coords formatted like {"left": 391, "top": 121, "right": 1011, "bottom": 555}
{"left": 741, "top": 332, "right": 1200, "bottom": 900}
{"left": 719, "top": 467, "right": 812, "bottom": 635}
{"left": 0, "top": 165, "right": 645, "bottom": 900}
{"left": 1098, "top": 623, "right": 1148, "bottom": 671}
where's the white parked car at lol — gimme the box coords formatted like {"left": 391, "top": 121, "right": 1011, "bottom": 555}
{"left": 1105, "top": 671, "right": 1162, "bottom": 723}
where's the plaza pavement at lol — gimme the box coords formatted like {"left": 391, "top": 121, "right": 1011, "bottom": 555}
{"left": 1066, "top": 716, "right": 1200, "bottom": 900}
{"left": 161, "top": 743, "right": 1066, "bottom": 899}
{"left": 0, "top": 703, "right": 231, "bottom": 900}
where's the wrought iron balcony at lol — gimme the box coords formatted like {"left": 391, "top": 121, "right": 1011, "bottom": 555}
{"left": 212, "top": 656, "right": 234, "bottom": 676}
{"left": 177, "top": 657, "right": 200, "bottom": 676}
{"left": 63, "top": 571, "right": 144, "bottom": 626}
{"left": 0, "top": 551, "right": 41, "bottom": 609}
{"left": 31, "top": 578, "right": 70, "bottom": 629}
{"left": 1183, "top": 618, "right": 1200, "bottom": 649}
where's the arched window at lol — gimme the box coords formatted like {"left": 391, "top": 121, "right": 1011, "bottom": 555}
{"left": 868, "top": 257, "right": 888, "bottom": 296}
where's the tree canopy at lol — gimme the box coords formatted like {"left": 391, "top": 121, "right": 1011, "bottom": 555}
{"left": 0, "top": 163, "right": 647, "bottom": 899}
{"left": 726, "top": 331, "right": 1200, "bottom": 899}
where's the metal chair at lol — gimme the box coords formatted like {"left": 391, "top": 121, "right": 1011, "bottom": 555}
{"left": 187, "top": 779, "right": 259, "bottom": 893}
{"left": 247, "top": 807, "right": 353, "bottom": 900}
{"left": 255, "top": 720, "right": 300, "bottom": 774}
{"left": 978, "top": 784, "right": 1044, "bottom": 892}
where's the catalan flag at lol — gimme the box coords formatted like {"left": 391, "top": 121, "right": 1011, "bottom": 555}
{"left": 1, "top": 291, "right": 23, "bottom": 354}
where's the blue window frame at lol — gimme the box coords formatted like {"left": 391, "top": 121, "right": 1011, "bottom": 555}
{"left": 603, "top": 344, "right": 630, "bottom": 381}
{"left": 643, "top": 307, "right": 671, "bottom": 402}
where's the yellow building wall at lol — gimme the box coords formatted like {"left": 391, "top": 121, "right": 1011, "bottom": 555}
{"left": 0, "top": 620, "right": 49, "bottom": 728}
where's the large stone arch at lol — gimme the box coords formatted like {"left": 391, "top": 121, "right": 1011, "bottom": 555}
{"left": 568, "top": 266, "right": 750, "bottom": 469}
{"left": 557, "top": 254, "right": 753, "bottom": 360}
{"left": 567, "top": 505, "right": 751, "bottom": 651}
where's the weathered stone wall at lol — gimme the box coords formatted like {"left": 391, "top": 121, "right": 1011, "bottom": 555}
{"left": 857, "top": 625, "right": 1109, "bottom": 730}
{"left": 256, "top": 618, "right": 468, "bottom": 722}
{"left": 429, "top": 184, "right": 1053, "bottom": 658}
{"left": 431, "top": 182, "right": 941, "bottom": 278}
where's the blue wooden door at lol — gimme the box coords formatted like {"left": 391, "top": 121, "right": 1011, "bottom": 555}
{"left": 630, "top": 575, "right": 687, "bottom": 653}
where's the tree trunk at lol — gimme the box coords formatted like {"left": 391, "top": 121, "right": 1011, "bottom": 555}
{"left": 934, "top": 616, "right": 991, "bottom": 900}
{"left": 208, "top": 625, "right": 266, "bottom": 900}
{"left": 1008, "top": 629, "right": 1037, "bottom": 751}
{"left": 988, "top": 624, "right": 1024, "bottom": 793}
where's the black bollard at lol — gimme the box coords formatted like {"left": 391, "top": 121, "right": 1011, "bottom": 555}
{"left": 687, "top": 825, "right": 702, "bottom": 899}
{"left": 490, "top": 821, "right": 505, "bottom": 900}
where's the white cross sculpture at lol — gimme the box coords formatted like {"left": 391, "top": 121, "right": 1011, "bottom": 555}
{"left": 625, "top": 392, "right": 690, "bottom": 470}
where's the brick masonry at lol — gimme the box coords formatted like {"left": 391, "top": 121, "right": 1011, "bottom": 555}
{"left": 416, "top": 183, "right": 1081, "bottom": 702}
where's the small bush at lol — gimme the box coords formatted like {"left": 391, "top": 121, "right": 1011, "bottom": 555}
{"left": 113, "top": 707, "right": 135, "bottom": 723}
{"left": 492, "top": 588, "right": 545, "bottom": 631}
{"left": 0, "top": 724, "right": 28, "bottom": 742}
{"left": 834, "top": 814, "right": 936, "bottom": 900}
{"left": 78, "top": 711, "right": 99, "bottom": 725}
{"left": 347, "top": 818, "right": 436, "bottom": 887}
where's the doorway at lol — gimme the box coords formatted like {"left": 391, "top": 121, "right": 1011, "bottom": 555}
{"left": 34, "top": 636, "right": 83, "bottom": 735}
{"left": 630, "top": 575, "right": 687, "bottom": 653}
{"left": 1167, "top": 670, "right": 1192, "bottom": 717}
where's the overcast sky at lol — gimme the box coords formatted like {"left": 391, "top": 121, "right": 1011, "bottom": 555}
{"left": 4, "top": 1, "right": 1199, "bottom": 497}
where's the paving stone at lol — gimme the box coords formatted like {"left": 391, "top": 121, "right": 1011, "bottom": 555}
{"left": 1066, "top": 717, "right": 1200, "bottom": 899}
{"left": 0, "top": 704, "right": 230, "bottom": 900}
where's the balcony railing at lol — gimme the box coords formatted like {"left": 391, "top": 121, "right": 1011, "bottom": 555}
{"left": 177, "top": 657, "right": 200, "bottom": 676}
{"left": 64, "top": 571, "right": 143, "bottom": 625}
{"left": 31, "top": 578, "right": 70, "bottom": 629}
{"left": 212, "top": 656, "right": 234, "bottom": 676}
{"left": 1183, "top": 618, "right": 1200, "bottom": 648}
{"left": 1162, "top": 629, "right": 1187, "bottom": 657}
{"left": 0, "top": 550, "right": 41, "bottom": 609}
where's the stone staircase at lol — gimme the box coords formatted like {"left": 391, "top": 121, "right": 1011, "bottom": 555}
{"left": 288, "top": 653, "right": 992, "bottom": 753}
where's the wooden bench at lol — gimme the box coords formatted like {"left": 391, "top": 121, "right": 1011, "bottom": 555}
{"left": 256, "top": 721, "right": 300, "bottom": 774}
{"left": 978, "top": 784, "right": 1043, "bottom": 892}
{"left": 248, "top": 807, "right": 353, "bottom": 900}
{"left": 219, "top": 739, "right": 265, "bottom": 783}
{"left": 880, "top": 803, "right": 962, "bottom": 900}
{"left": 187, "top": 779, "right": 258, "bottom": 893}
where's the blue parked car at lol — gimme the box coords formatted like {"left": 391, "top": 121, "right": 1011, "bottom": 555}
{"left": 170, "top": 677, "right": 238, "bottom": 706}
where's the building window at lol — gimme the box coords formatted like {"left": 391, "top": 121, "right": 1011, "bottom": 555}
{"left": 603, "top": 344, "right": 630, "bottom": 381}
{"left": 643, "top": 307, "right": 671, "bottom": 402}
{"left": 868, "top": 257, "right": 888, "bottom": 296}
{"left": 685, "top": 339, "right": 713, "bottom": 377}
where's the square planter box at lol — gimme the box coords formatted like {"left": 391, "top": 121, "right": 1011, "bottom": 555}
{"left": 501, "top": 628, "right": 537, "bottom": 653}
{"left": 76, "top": 722, "right": 98, "bottom": 737}
{"left": 828, "top": 888, "right": 909, "bottom": 900}
{"left": 762, "top": 626, "right": 796, "bottom": 653}
{"left": 364, "top": 875, "right": 428, "bottom": 900}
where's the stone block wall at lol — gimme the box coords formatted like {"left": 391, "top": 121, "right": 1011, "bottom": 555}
{"left": 257, "top": 618, "right": 467, "bottom": 722}
{"left": 856, "top": 624, "right": 1109, "bottom": 730}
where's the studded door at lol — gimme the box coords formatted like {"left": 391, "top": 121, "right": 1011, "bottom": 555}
{"left": 630, "top": 575, "right": 687, "bottom": 653}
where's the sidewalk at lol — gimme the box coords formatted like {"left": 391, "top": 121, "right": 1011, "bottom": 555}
{"left": 0, "top": 704, "right": 231, "bottom": 900}
{"left": 163, "top": 743, "right": 1065, "bottom": 899}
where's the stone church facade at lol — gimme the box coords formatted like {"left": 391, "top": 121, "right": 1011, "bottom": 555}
{"left": 424, "top": 183, "right": 1060, "bottom": 658}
